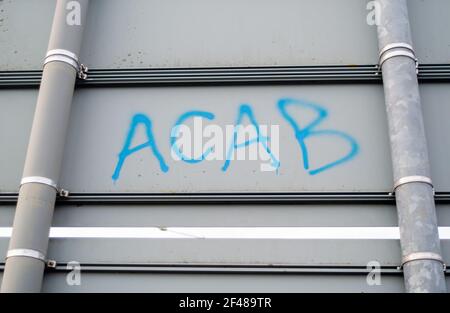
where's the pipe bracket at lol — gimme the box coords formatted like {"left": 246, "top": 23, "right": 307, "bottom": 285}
{"left": 44, "top": 49, "right": 88, "bottom": 80}
{"left": 20, "top": 176, "right": 70, "bottom": 198}
{"left": 400, "top": 252, "right": 446, "bottom": 271}
{"left": 5, "top": 249, "right": 57, "bottom": 268}
{"left": 6, "top": 249, "right": 46, "bottom": 263}
{"left": 392, "top": 175, "right": 434, "bottom": 194}
{"left": 379, "top": 42, "right": 419, "bottom": 74}
{"left": 21, "top": 176, "right": 57, "bottom": 190}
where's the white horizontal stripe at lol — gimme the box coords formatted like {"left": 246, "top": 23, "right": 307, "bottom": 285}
{"left": 0, "top": 227, "right": 450, "bottom": 239}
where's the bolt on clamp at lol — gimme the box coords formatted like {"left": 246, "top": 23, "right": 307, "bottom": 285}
{"left": 378, "top": 42, "right": 419, "bottom": 74}
{"left": 44, "top": 49, "right": 88, "bottom": 80}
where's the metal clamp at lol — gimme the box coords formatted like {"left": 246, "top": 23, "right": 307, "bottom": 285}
{"left": 401, "top": 252, "right": 446, "bottom": 271}
{"left": 6, "top": 249, "right": 46, "bottom": 263}
{"left": 393, "top": 175, "right": 434, "bottom": 194}
{"left": 20, "top": 176, "right": 70, "bottom": 198}
{"left": 44, "top": 49, "right": 88, "bottom": 80}
{"left": 6, "top": 249, "right": 57, "bottom": 268}
{"left": 379, "top": 42, "right": 419, "bottom": 74}
{"left": 379, "top": 42, "right": 415, "bottom": 58}
{"left": 21, "top": 176, "right": 57, "bottom": 190}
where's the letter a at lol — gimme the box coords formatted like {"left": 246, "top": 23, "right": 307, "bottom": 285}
{"left": 112, "top": 114, "right": 169, "bottom": 181}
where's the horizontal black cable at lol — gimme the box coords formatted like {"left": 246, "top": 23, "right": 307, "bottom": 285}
{"left": 1, "top": 64, "right": 450, "bottom": 88}
{"left": 0, "top": 263, "right": 407, "bottom": 274}
{"left": 1, "top": 192, "right": 450, "bottom": 204}
{"left": 1, "top": 263, "right": 448, "bottom": 275}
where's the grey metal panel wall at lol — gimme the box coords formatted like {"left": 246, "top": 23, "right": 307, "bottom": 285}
{"left": 35, "top": 204, "right": 450, "bottom": 227}
{"left": 1, "top": 0, "right": 450, "bottom": 70}
{"left": 38, "top": 272, "right": 413, "bottom": 293}
{"left": 0, "top": 238, "right": 416, "bottom": 266}
{"left": 1, "top": 0, "right": 450, "bottom": 293}
{"left": 0, "top": 204, "right": 399, "bottom": 227}
{"left": 0, "top": 271, "right": 412, "bottom": 293}
{"left": 0, "top": 239, "right": 449, "bottom": 292}
{"left": 408, "top": 2, "right": 450, "bottom": 65}
{"left": 0, "top": 89, "right": 34, "bottom": 193}
{"left": 61, "top": 85, "right": 390, "bottom": 192}
{"left": 0, "top": 238, "right": 447, "bottom": 266}
{"left": 421, "top": 84, "right": 450, "bottom": 190}
{"left": 1, "top": 84, "right": 450, "bottom": 193}
{"left": 0, "top": 0, "right": 54, "bottom": 70}
{"left": 1, "top": 204, "right": 450, "bottom": 227}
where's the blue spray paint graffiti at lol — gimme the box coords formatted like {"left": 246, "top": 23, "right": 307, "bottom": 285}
{"left": 171, "top": 110, "right": 215, "bottom": 163}
{"left": 111, "top": 98, "right": 359, "bottom": 181}
{"left": 277, "top": 98, "right": 359, "bottom": 175}
{"left": 111, "top": 113, "right": 169, "bottom": 182}
{"left": 222, "top": 104, "right": 280, "bottom": 172}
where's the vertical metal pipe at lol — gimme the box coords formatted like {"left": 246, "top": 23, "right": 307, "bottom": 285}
{"left": 376, "top": 0, "right": 446, "bottom": 292}
{"left": 1, "top": 0, "right": 89, "bottom": 293}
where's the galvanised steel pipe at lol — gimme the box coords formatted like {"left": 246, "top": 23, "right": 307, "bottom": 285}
{"left": 1, "top": 0, "right": 90, "bottom": 293}
{"left": 376, "top": 0, "right": 446, "bottom": 292}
